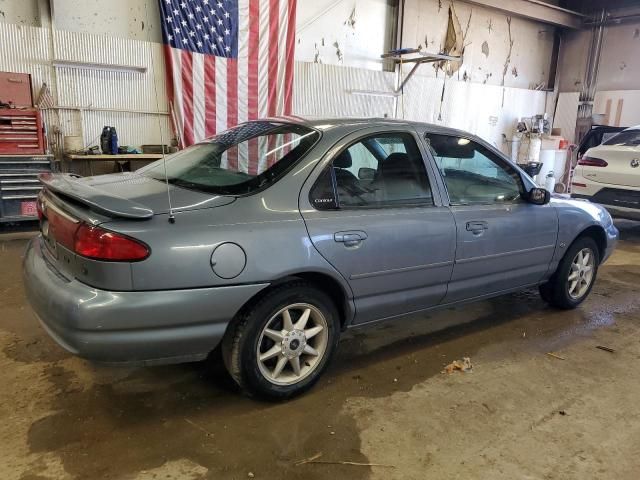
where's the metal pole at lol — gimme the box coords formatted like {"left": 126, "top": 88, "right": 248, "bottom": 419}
{"left": 393, "top": 0, "right": 405, "bottom": 119}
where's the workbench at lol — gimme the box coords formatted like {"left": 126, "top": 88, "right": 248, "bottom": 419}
{"left": 64, "top": 154, "right": 164, "bottom": 176}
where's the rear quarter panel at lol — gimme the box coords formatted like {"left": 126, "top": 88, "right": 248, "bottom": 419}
{"left": 106, "top": 201, "right": 346, "bottom": 291}
{"left": 102, "top": 129, "right": 355, "bottom": 298}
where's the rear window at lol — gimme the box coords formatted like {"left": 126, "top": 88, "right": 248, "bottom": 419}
{"left": 603, "top": 130, "right": 640, "bottom": 147}
{"left": 141, "top": 121, "right": 319, "bottom": 195}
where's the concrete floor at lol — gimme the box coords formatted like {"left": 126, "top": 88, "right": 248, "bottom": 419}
{"left": 1, "top": 221, "right": 640, "bottom": 480}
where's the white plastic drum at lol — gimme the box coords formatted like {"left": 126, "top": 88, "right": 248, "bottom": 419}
{"left": 64, "top": 136, "right": 84, "bottom": 154}
{"left": 536, "top": 149, "right": 557, "bottom": 186}
{"left": 554, "top": 149, "right": 568, "bottom": 181}
{"left": 528, "top": 137, "right": 542, "bottom": 163}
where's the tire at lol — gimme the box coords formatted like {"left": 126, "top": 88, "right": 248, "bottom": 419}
{"left": 221, "top": 281, "right": 340, "bottom": 400}
{"left": 539, "top": 236, "right": 600, "bottom": 309}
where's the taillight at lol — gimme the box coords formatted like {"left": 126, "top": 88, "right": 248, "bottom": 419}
{"left": 46, "top": 203, "right": 80, "bottom": 250}
{"left": 36, "top": 195, "right": 44, "bottom": 221}
{"left": 74, "top": 224, "right": 150, "bottom": 261}
{"left": 578, "top": 156, "right": 608, "bottom": 167}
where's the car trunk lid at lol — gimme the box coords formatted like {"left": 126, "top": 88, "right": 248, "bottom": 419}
{"left": 581, "top": 145, "right": 640, "bottom": 188}
{"left": 39, "top": 172, "right": 236, "bottom": 218}
{"left": 37, "top": 172, "right": 236, "bottom": 290}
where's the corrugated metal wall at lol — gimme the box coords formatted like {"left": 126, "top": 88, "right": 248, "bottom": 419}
{"left": 293, "top": 63, "right": 396, "bottom": 118}
{"left": 1, "top": 22, "right": 549, "bottom": 158}
{"left": 295, "top": 63, "right": 548, "bottom": 154}
{"left": 54, "top": 29, "right": 168, "bottom": 113}
{"left": 0, "top": 23, "right": 53, "bottom": 98}
{"left": 0, "top": 22, "right": 171, "bottom": 153}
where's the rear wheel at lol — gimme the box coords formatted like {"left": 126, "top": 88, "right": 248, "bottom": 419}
{"left": 222, "top": 282, "right": 340, "bottom": 400}
{"left": 539, "top": 236, "right": 599, "bottom": 309}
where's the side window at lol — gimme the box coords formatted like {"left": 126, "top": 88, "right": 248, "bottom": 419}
{"left": 311, "top": 132, "right": 433, "bottom": 209}
{"left": 426, "top": 134, "right": 523, "bottom": 205}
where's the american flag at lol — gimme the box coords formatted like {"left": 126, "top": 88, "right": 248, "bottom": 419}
{"left": 159, "top": 0, "right": 297, "bottom": 170}
{"left": 36, "top": 82, "right": 55, "bottom": 109}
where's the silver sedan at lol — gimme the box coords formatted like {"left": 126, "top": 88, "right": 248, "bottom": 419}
{"left": 24, "top": 118, "right": 618, "bottom": 399}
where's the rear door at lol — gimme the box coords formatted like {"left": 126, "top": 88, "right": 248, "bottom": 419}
{"left": 300, "top": 127, "right": 456, "bottom": 325}
{"left": 422, "top": 132, "right": 558, "bottom": 303}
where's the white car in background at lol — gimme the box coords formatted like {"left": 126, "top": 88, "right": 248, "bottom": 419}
{"left": 572, "top": 126, "right": 640, "bottom": 220}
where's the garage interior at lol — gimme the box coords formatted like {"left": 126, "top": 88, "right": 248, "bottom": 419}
{"left": 1, "top": 0, "right": 640, "bottom": 478}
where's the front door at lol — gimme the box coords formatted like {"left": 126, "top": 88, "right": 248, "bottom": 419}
{"left": 301, "top": 128, "right": 456, "bottom": 324}
{"left": 423, "top": 132, "right": 558, "bottom": 303}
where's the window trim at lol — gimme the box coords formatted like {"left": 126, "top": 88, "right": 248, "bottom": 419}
{"left": 423, "top": 132, "right": 526, "bottom": 207}
{"left": 602, "top": 128, "right": 640, "bottom": 147}
{"left": 309, "top": 130, "right": 436, "bottom": 211}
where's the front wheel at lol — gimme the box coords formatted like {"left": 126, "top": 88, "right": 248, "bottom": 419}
{"left": 221, "top": 282, "right": 340, "bottom": 400}
{"left": 539, "top": 236, "right": 599, "bottom": 309}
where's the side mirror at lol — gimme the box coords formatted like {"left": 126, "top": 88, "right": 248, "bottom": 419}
{"left": 528, "top": 187, "right": 551, "bottom": 205}
{"left": 358, "top": 167, "right": 376, "bottom": 181}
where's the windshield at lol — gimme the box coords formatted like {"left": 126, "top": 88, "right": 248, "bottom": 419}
{"left": 603, "top": 129, "right": 640, "bottom": 147}
{"left": 141, "top": 122, "right": 319, "bottom": 195}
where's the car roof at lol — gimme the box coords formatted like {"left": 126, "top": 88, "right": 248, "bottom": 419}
{"left": 589, "top": 124, "right": 627, "bottom": 131}
{"left": 268, "top": 115, "right": 471, "bottom": 136}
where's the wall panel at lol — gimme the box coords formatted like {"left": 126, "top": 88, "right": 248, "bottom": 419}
{"left": 1, "top": 22, "right": 552, "bottom": 159}
{"left": 293, "top": 62, "right": 396, "bottom": 118}
{"left": 0, "top": 22, "right": 170, "bottom": 151}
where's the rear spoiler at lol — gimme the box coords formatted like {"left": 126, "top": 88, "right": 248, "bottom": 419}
{"left": 38, "top": 173, "right": 154, "bottom": 220}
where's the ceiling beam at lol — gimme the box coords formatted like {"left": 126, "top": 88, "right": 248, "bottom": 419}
{"left": 459, "top": 0, "right": 585, "bottom": 29}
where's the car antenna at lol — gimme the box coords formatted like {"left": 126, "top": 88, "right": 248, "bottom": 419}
{"left": 145, "top": 2, "right": 176, "bottom": 224}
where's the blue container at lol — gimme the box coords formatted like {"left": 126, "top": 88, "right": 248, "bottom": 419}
{"left": 100, "top": 126, "right": 111, "bottom": 154}
{"left": 110, "top": 127, "right": 118, "bottom": 155}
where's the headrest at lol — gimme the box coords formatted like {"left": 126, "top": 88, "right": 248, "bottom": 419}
{"left": 380, "top": 152, "right": 411, "bottom": 174}
{"left": 334, "top": 150, "right": 352, "bottom": 169}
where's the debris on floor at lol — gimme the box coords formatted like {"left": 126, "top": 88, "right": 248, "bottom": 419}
{"left": 295, "top": 453, "right": 323, "bottom": 466}
{"left": 546, "top": 352, "right": 566, "bottom": 361}
{"left": 294, "top": 452, "right": 394, "bottom": 468}
{"left": 596, "top": 345, "right": 615, "bottom": 353}
{"left": 442, "top": 357, "right": 473, "bottom": 374}
{"left": 482, "top": 403, "right": 495, "bottom": 414}
{"left": 184, "top": 418, "right": 214, "bottom": 437}
{"left": 308, "top": 460, "right": 394, "bottom": 468}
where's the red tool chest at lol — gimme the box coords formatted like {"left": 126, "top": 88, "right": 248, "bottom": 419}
{"left": 0, "top": 109, "right": 45, "bottom": 155}
{"left": 0, "top": 71, "right": 34, "bottom": 107}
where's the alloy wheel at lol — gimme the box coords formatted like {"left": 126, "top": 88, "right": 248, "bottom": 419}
{"left": 256, "top": 303, "right": 329, "bottom": 386}
{"left": 567, "top": 248, "right": 595, "bottom": 299}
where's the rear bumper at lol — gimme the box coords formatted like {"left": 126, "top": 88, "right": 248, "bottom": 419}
{"left": 572, "top": 188, "right": 640, "bottom": 221}
{"left": 604, "top": 205, "right": 640, "bottom": 221}
{"left": 23, "top": 237, "right": 269, "bottom": 365}
{"left": 573, "top": 194, "right": 640, "bottom": 221}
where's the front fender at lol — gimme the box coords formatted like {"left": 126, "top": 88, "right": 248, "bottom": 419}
{"left": 550, "top": 196, "right": 617, "bottom": 267}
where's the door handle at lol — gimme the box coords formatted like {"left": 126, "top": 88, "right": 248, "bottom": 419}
{"left": 334, "top": 231, "right": 367, "bottom": 247}
{"left": 466, "top": 221, "right": 488, "bottom": 233}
